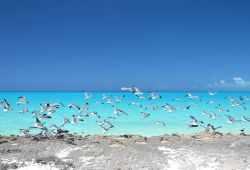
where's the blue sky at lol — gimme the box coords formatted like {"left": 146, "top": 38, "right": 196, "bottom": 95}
{"left": 0, "top": 0, "right": 249, "bottom": 91}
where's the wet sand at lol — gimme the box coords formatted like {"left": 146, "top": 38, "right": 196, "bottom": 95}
{"left": 0, "top": 133, "right": 250, "bottom": 170}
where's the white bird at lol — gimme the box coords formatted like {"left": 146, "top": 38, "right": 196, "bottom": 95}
{"left": 113, "top": 106, "right": 127, "bottom": 117}
{"left": 189, "top": 116, "right": 204, "bottom": 125}
{"left": 17, "top": 96, "right": 29, "bottom": 105}
{"left": 39, "top": 114, "right": 52, "bottom": 120}
{"left": 225, "top": 115, "right": 239, "bottom": 124}
{"left": 32, "top": 110, "right": 40, "bottom": 117}
{"left": 68, "top": 104, "right": 81, "bottom": 110}
{"left": 33, "top": 117, "right": 47, "bottom": 130}
{"left": 3, "top": 99, "right": 12, "bottom": 112}
{"left": 95, "top": 101, "right": 105, "bottom": 104}
{"left": 133, "top": 87, "right": 143, "bottom": 95}
{"left": 208, "top": 92, "right": 216, "bottom": 96}
{"left": 106, "top": 99, "right": 114, "bottom": 104}
{"left": 171, "top": 98, "right": 183, "bottom": 101}
{"left": 19, "top": 108, "right": 29, "bottom": 113}
{"left": 84, "top": 92, "right": 92, "bottom": 99}
{"left": 141, "top": 112, "right": 150, "bottom": 118}
{"left": 52, "top": 102, "right": 65, "bottom": 107}
{"left": 149, "top": 92, "right": 162, "bottom": 100}
{"left": 79, "top": 102, "right": 89, "bottom": 112}
{"left": 185, "top": 93, "right": 202, "bottom": 101}
{"left": 231, "top": 102, "right": 247, "bottom": 110}
{"left": 154, "top": 121, "right": 166, "bottom": 126}
{"left": 242, "top": 115, "right": 250, "bottom": 122}
{"left": 162, "top": 103, "right": 176, "bottom": 113}
{"left": 102, "top": 94, "right": 110, "bottom": 100}
{"left": 128, "top": 102, "right": 143, "bottom": 108}
{"left": 87, "top": 111, "right": 101, "bottom": 118}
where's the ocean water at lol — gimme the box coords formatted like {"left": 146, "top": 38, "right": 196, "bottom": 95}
{"left": 0, "top": 92, "right": 249, "bottom": 137}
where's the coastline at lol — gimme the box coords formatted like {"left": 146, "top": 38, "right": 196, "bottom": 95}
{"left": 1, "top": 132, "right": 250, "bottom": 170}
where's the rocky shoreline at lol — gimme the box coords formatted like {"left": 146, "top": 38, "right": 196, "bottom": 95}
{"left": 1, "top": 132, "right": 250, "bottom": 170}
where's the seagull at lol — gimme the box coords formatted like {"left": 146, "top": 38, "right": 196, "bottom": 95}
{"left": 240, "top": 128, "right": 246, "bottom": 136}
{"left": 171, "top": 98, "right": 183, "bottom": 101}
{"left": 103, "top": 119, "right": 114, "bottom": 128}
{"left": 209, "top": 111, "right": 221, "bottom": 119}
{"left": 141, "top": 112, "right": 150, "bottom": 118}
{"left": 19, "top": 128, "right": 30, "bottom": 135}
{"left": 106, "top": 98, "right": 114, "bottom": 104}
{"left": 215, "top": 106, "right": 230, "bottom": 113}
{"left": 133, "top": 87, "right": 143, "bottom": 95}
{"left": 50, "top": 124, "right": 69, "bottom": 135}
{"left": 207, "top": 101, "right": 219, "bottom": 105}
{"left": 84, "top": 92, "right": 92, "bottom": 99}
{"left": 52, "top": 102, "right": 65, "bottom": 107}
{"left": 225, "top": 114, "right": 240, "bottom": 124}
{"left": 208, "top": 92, "right": 216, "bottom": 96}
{"left": 32, "top": 110, "right": 40, "bottom": 117}
{"left": 114, "top": 95, "right": 125, "bottom": 103}
{"left": 185, "top": 104, "right": 192, "bottom": 110}
{"left": 95, "top": 101, "right": 105, "bottom": 104}
{"left": 136, "top": 95, "right": 148, "bottom": 99}
{"left": 87, "top": 111, "right": 101, "bottom": 118}
{"left": 113, "top": 106, "right": 127, "bottom": 117}
{"left": 188, "top": 124, "right": 199, "bottom": 128}
{"left": 33, "top": 117, "right": 47, "bottom": 130}
{"left": 209, "top": 124, "right": 222, "bottom": 132}
{"left": 231, "top": 102, "right": 247, "bottom": 110}
{"left": 19, "top": 108, "right": 29, "bottom": 113}
{"left": 39, "top": 114, "right": 52, "bottom": 120}
{"left": 149, "top": 92, "right": 162, "bottom": 100}
{"left": 154, "top": 121, "right": 166, "bottom": 126}
{"left": 99, "top": 121, "right": 114, "bottom": 133}
{"left": 99, "top": 125, "right": 110, "bottom": 133}
{"left": 40, "top": 102, "right": 52, "bottom": 113}
{"left": 128, "top": 102, "right": 143, "bottom": 108}
{"left": 3, "top": 99, "right": 13, "bottom": 112}
{"left": 62, "top": 118, "right": 70, "bottom": 125}
{"left": 102, "top": 94, "right": 110, "bottom": 100}
{"left": 79, "top": 102, "right": 89, "bottom": 112}
{"left": 185, "top": 93, "right": 202, "bottom": 101}
{"left": 162, "top": 103, "right": 176, "bottom": 113}
{"left": 0, "top": 101, "right": 4, "bottom": 108}
{"left": 202, "top": 110, "right": 220, "bottom": 119}
{"left": 17, "top": 96, "right": 29, "bottom": 105}
{"left": 242, "top": 115, "right": 250, "bottom": 122}
{"left": 189, "top": 116, "right": 204, "bottom": 125}
{"left": 201, "top": 124, "right": 222, "bottom": 133}
{"left": 68, "top": 104, "right": 81, "bottom": 110}
{"left": 145, "top": 104, "right": 160, "bottom": 111}
{"left": 71, "top": 115, "right": 79, "bottom": 124}
{"left": 48, "top": 106, "right": 58, "bottom": 115}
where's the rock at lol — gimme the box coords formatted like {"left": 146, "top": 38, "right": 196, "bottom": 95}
{"left": 119, "top": 134, "right": 133, "bottom": 138}
{"left": 0, "top": 137, "right": 8, "bottom": 144}
{"left": 9, "top": 136, "right": 18, "bottom": 141}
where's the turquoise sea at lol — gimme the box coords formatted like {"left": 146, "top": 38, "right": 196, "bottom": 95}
{"left": 0, "top": 92, "right": 249, "bottom": 136}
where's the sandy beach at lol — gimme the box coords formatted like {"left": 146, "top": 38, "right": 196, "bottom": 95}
{"left": 1, "top": 133, "right": 250, "bottom": 170}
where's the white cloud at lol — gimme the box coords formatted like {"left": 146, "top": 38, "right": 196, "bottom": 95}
{"left": 233, "top": 77, "right": 250, "bottom": 87}
{"left": 207, "top": 77, "right": 250, "bottom": 89}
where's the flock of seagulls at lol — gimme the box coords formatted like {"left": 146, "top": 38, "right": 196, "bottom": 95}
{"left": 0, "top": 87, "right": 250, "bottom": 137}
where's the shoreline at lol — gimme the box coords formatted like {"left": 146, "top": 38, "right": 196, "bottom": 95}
{"left": 0, "top": 130, "right": 249, "bottom": 140}
{"left": 1, "top": 132, "right": 250, "bottom": 170}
